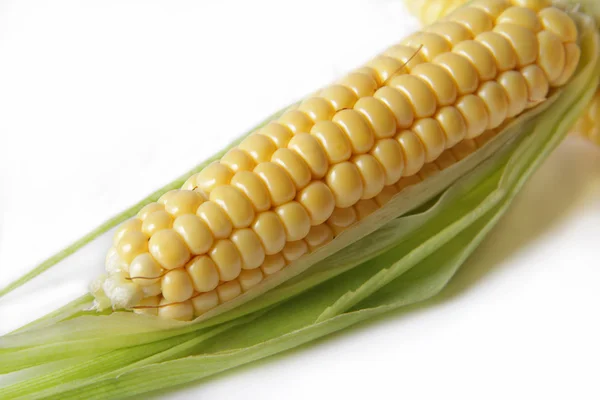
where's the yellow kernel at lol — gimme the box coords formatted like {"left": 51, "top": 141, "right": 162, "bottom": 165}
{"left": 137, "top": 203, "right": 165, "bottom": 221}
{"left": 141, "top": 210, "right": 173, "bottom": 237}
{"left": 395, "top": 130, "right": 426, "bottom": 177}
{"left": 282, "top": 240, "right": 309, "bottom": 262}
{"left": 210, "top": 239, "right": 242, "bottom": 281}
{"left": 402, "top": 32, "right": 451, "bottom": 61}
{"left": 195, "top": 162, "right": 233, "bottom": 196}
{"left": 433, "top": 52, "right": 480, "bottom": 95}
{"left": 288, "top": 133, "right": 329, "bottom": 179}
{"left": 493, "top": 23, "right": 538, "bottom": 67}
{"left": 260, "top": 253, "right": 286, "bottom": 275}
{"left": 319, "top": 84, "right": 358, "bottom": 111}
{"left": 252, "top": 211, "right": 287, "bottom": 255}
{"left": 448, "top": 6, "right": 494, "bottom": 36}
{"left": 239, "top": 269, "right": 264, "bottom": 291}
{"left": 354, "top": 96, "right": 397, "bottom": 139}
{"left": 338, "top": 72, "right": 378, "bottom": 97}
{"left": 259, "top": 122, "right": 294, "bottom": 148}
{"left": 186, "top": 255, "right": 220, "bottom": 293}
{"left": 117, "top": 230, "right": 148, "bottom": 264}
{"left": 455, "top": 94, "right": 490, "bottom": 139}
{"left": 196, "top": 201, "right": 233, "bottom": 239}
{"left": 477, "top": 81, "right": 509, "bottom": 129}
{"left": 220, "top": 148, "right": 256, "bottom": 173}
{"left": 387, "top": 74, "right": 437, "bottom": 119}
{"left": 275, "top": 201, "right": 311, "bottom": 242}
{"left": 325, "top": 161, "right": 364, "bottom": 208}
{"left": 298, "top": 97, "right": 335, "bottom": 122}
{"left": 435, "top": 106, "right": 467, "bottom": 148}
{"left": 496, "top": 6, "right": 541, "bottom": 32}
{"left": 411, "top": 63, "right": 458, "bottom": 107}
{"left": 129, "top": 253, "right": 163, "bottom": 286}
{"left": 113, "top": 218, "right": 143, "bottom": 246}
{"left": 538, "top": 7, "right": 578, "bottom": 43}
{"left": 475, "top": 31, "right": 517, "bottom": 72}
{"left": 353, "top": 154, "right": 385, "bottom": 200}
{"left": 412, "top": 118, "right": 447, "bottom": 163}
{"left": 310, "top": 121, "right": 352, "bottom": 163}
{"left": 161, "top": 269, "right": 194, "bottom": 303}
{"left": 253, "top": 162, "right": 296, "bottom": 207}
{"left": 172, "top": 214, "right": 213, "bottom": 255}
{"left": 373, "top": 86, "right": 415, "bottom": 129}
{"left": 332, "top": 109, "right": 375, "bottom": 154}
{"left": 191, "top": 290, "right": 219, "bottom": 316}
{"left": 230, "top": 228, "right": 265, "bottom": 270}
{"left": 297, "top": 181, "right": 336, "bottom": 226}
{"left": 148, "top": 229, "right": 190, "bottom": 270}
{"left": 158, "top": 298, "right": 193, "bottom": 321}
{"left": 238, "top": 134, "right": 277, "bottom": 164}
{"left": 278, "top": 110, "right": 314, "bottom": 135}
{"left": 453, "top": 40, "right": 497, "bottom": 81}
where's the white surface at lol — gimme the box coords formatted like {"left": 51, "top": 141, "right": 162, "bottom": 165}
{"left": 0, "top": 1, "right": 599, "bottom": 399}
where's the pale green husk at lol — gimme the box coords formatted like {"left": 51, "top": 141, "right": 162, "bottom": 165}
{"left": 1, "top": 5, "right": 599, "bottom": 400}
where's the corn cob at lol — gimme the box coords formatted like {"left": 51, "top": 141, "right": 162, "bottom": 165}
{"left": 93, "top": 0, "right": 581, "bottom": 320}
{"left": 406, "top": 0, "right": 600, "bottom": 144}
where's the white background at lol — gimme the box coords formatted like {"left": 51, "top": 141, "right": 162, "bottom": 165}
{"left": 1, "top": 0, "right": 599, "bottom": 399}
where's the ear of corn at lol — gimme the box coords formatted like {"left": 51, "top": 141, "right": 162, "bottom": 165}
{"left": 1, "top": 1, "right": 599, "bottom": 398}
{"left": 91, "top": 0, "right": 584, "bottom": 321}
{"left": 405, "top": 0, "right": 600, "bottom": 145}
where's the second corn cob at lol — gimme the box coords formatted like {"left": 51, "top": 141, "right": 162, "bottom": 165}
{"left": 93, "top": 0, "right": 582, "bottom": 320}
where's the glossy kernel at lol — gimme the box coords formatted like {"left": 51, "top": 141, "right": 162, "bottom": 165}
{"left": 338, "top": 72, "right": 378, "bottom": 97}
{"left": 402, "top": 32, "right": 451, "bottom": 61}
{"left": 383, "top": 44, "right": 426, "bottom": 72}
{"left": 239, "top": 269, "right": 264, "bottom": 291}
{"left": 260, "top": 253, "right": 286, "bottom": 275}
{"left": 537, "top": 30, "right": 566, "bottom": 84}
{"left": 477, "top": 81, "right": 509, "bottom": 129}
{"left": 117, "top": 230, "right": 149, "bottom": 264}
{"left": 538, "top": 7, "right": 578, "bottom": 43}
{"left": 114, "top": 218, "right": 143, "bottom": 246}
{"left": 159, "top": 190, "right": 205, "bottom": 218}
{"left": 425, "top": 21, "right": 473, "bottom": 46}
{"left": 209, "top": 185, "right": 255, "bottom": 229}
{"left": 194, "top": 162, "right": 233, "bottom": 196}
{"left": 282, "top": 240, "right": 309, "bottom": 262}
{"left": 373, "top": 86, "right": 415, "bottom": 129}
{"left": 275, "top": 201, "right": 311, "bottom": 241}
{"left": 297, "top": 180, "right": 336, "bottom": 226}
{"left": 230, "top": 171, "right": 272, "bottom": 212}
{"left": 496, "top": 6, "right": 541, "bottom": 32}
{"left": 453, "top": 40, "right": 497, "bottom": 81}
{"left": 455, "top": 94, "right": 490, "bottom": 138}
{"left": 433, "top": 52, "right": 480, "bottom": 95}
{"left": 353, "top": 154, "right": 385, "bottom": 200}
{"left": 310, "top": 121, "right": 352, "bottom": 163}
{"left": 412, "top": 118, "right": 447, "bottom": 163}
{"left": 332, "top": 109, "right": 375, "bottom": 154}
{"left": 129, "top": 253, "right": 162, "bottom": 286}
{"left": 141, "top": 210, "right": 173, "bottom": 237}
{"left": 278, "top": 110, "right": 314, "bottom": 135}
{"left": 259, "top": 122, "right": 294, "bottom": 148}
{"left": 230, "top": 228, "right": 265, "bottom": 270}
{"left": 448, "top": 6, "right": 494, "bottom": 36}
{"left": 161, "top": 269, "right": 194, "bottom": 303}
{"left": 173, "top": 214, "right": 213, "bottom": 255}
{"left": 253, "top": 162, "right": 296, "bottom": 207}
{"left": 411, "top": 63, "right": 458, "bottom": 106}
{"left": 220, "top": 148, "right": 256, "bottom": 173}
{"left": 319, "top": 84, "right": 358, "bottom": 111}
{"left": 497, "top": 70, "right": 528, "bottom": 117}
{"left": 298, "top": 97, "right": 335, "bottom": 122}
{"left": 435, "top": 106, "right": 467, "bottom": 148}
{"left": 238, "top": 134, "right": 277, "bottom": 163}
{"left": 395, "top": 130, "right": 426, "bottom": 176}
{"left": 185, "top": 255, "right": 220, "bottom": 292}
{"left": 148, "top": 229, "right": 190, "bottom": 270}
{"left": 493, "top": 23, "right": 538, "bottom": 67}
{"left": 196, "top": 201, "right": 233, "bottom": 239}
{"left": 271, "top": 148, "right": 311, "bottom": 190}
{"left": 370, "top": 139, "right": 405, "bottom": 185}
{"left": 288, "top": 133, "right": 329, "bottom": 179}
{"left": 209, "top": 239, "right": 242, "bottom": 281}
{"left": 354, "top": 97, "right": 397, "bottom": 139}
{"left": 158, "top": 299, "right": 193, "bottom": 321}
{"left": 387, "top": 75, "right": 437, "bottom": 119}
{"left": 366, "top": 55, "right": 405, "bottom": 84}
{"left": 252, "top": 211, "right": 287, "bottom": 255}
{"left": 475, "top": 31, "right": 517, "bottom": 72}
{"left": 325, "top": 161, "right": 364, "bottom": 208}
